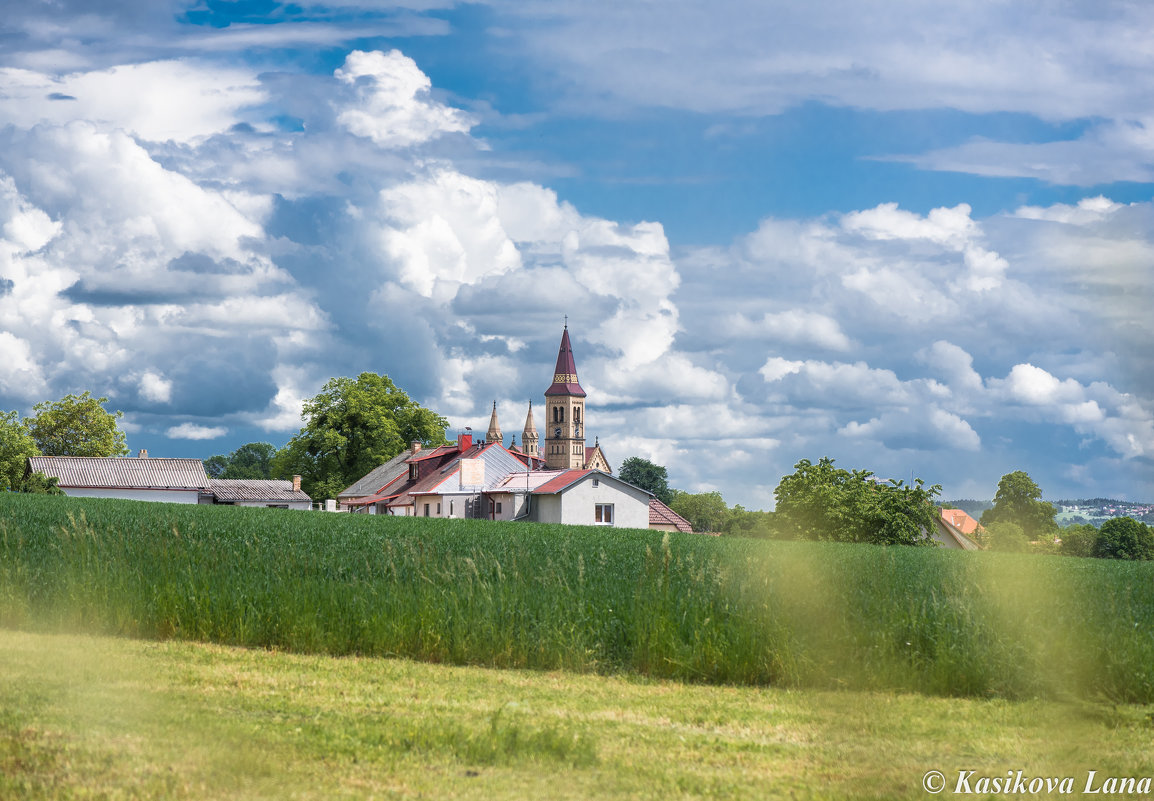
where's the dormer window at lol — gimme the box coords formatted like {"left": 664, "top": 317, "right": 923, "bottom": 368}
{"left": 409, "top": 463, "right": 418, "bottom": 480}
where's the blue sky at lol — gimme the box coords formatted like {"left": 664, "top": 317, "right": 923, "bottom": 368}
{"left": 0, "top": 1, "right": 1152, "bottom": 507}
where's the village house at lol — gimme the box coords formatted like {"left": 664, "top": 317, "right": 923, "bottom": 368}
{"left": 339, "top": 324, "right": 674, "bottom": 531}
{"left": 487, "top": 468, "right": 651, "bottom": 528}
{"left": 26, "top": 452, "right": 311, "bottom": 509}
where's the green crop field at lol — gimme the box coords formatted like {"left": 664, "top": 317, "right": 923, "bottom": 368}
{"left": 3, "top": 493, "right": 1154, "bottom": 702}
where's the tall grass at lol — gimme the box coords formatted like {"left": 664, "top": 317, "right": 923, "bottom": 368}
{"left": 3, "top": 493, "right": 1154, "bottom": 701}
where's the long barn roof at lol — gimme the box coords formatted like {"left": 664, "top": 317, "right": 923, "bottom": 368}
{"left": 28, "top": 456, "right": 211, "bottom": 490}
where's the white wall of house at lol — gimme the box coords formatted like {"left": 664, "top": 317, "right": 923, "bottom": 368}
{"left": 547, "top": 476, "right": 650, "bottom": 529}
{"left": 60, "top": 488, "right": 202, "bottom": 504}
{"left": 487, "top": 491, "right": 529, "bottom": 521}
{"left": 533, "top": 494, "right": 563, "bottom": 524}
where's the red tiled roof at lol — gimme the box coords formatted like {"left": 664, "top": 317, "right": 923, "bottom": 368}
{"left": 649, "top": 498, "right": 693, "bottom": 533}
{"left": 544, "top": 326, "right": 586, "bottom": 397}
{"left": 531, "top": 469, "right": 592, "bottom": 494}
{"left": 941, "top": 509, "right": 981, "bottom": 535}
{"left": 407, "top": 444, "right": 460, "bottom": 462}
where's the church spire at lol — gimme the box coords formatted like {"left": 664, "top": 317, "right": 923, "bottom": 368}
{"left": 486, "top": 400, "right": 502, "bottom": 445}
{"left": 545, "top": 324, "right": 586, "bottom": 398}
{"left": 522, "top": 400, "right": 539, "bottom": 457}
{"left": 543, "top": 324, "right": 587, "bottom": 469}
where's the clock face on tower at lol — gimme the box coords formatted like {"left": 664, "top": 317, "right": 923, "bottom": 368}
{"left": 575, "top": 425, "right": 581, "bottom": 437}
{"left": 554, "top": 427, "right": 562, "bottom": 438}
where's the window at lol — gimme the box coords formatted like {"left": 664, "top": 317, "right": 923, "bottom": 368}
{"left": 496, "top": 502, "right": 503, "bottom": 514}
{"left": 409, "top": 464, "right": 418, "bottom": 480}
{"left": 592, "top": 479, "right": 599, "bottom": 488}
{"left": 450, "top": 500, "right": 454, "bottom": 516}
{"left": 574, "top": 407, "right": 581, "bottom": 423}
{"left": 424, "top": 503, "right": 430, "bottom": 517}
{"left": 437, "top": 502, "right": 441, "bottom": 515}
{"left": 595, "top": 503, "right": 613, "bottom": 525}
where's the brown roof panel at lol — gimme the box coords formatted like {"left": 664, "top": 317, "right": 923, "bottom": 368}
{"left": 209, "top": 479, "right": 312, "bottom": 503}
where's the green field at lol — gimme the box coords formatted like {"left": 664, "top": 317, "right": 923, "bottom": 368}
{"left": 4, "top": 629, "right": 1154, "bottom": 800}
{"left": 4, "top": 494, "right": 1154, "bottom": 702}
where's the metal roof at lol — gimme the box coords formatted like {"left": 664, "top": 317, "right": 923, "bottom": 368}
{"left": 337, "top": 450, "right": 411, "bottom": 499}
{"left": 209, "top": 479, "right": 311, "bottom": 502}
{"left": 28, "top": 456, "right": 211, "bottom": 490}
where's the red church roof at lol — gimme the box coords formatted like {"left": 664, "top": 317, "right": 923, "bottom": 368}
{"left": 544, "top": 326, "right": 586, "bottom": 397}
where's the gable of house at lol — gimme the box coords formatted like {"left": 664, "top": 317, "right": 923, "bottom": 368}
{"left": 649, "top": 498, "right": 693, "bottom": 533}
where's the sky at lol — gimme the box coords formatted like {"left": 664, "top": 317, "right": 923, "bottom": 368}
{"left": 0, "top": 0, "right": 1152, "bottom": 508}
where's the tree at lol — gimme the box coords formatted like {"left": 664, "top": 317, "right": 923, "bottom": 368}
{"left": 668, "top": 490, "right": 730, "bottom": 533}
{"left": 205, "top": 442, "right": 278, "bottom": 479}
{"left": 980, "top": 471, "right": 1057, "bottom": 543}
{"left": 722, "top": 505, "right": 780, "bottom": 538}
{"left": 773, "top": 457, "right": 941, "bottom": 546}
{"left": 618, "top": 456, "right": 674, "bottom": 504}
{"left": 985, "top": 521, "right": 1030, "bottom": 553}
{"left": 1093, "top": 517, "right": 1154, "bottom": 561}
{"left": 1060, "top": 523, "right": 1099, "bottom": 558}
{"left": 25, "top": 391, "right": 128, "bottom": 457}
{"left": 273, "top": 373, "right": 448, "bottom": 500}
{"left": 0, "top": 410, "right": 40, "bottom": 492}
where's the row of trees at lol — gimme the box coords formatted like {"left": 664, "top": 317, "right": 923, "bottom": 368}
{"left": 1, "top": 392, "right": 128, "bottom": 493}
{"left": 620, "top": 455, "right": 941, "bottom": 544}
{"left": 621, "top": 456, "right": 1154, "bottom": 561}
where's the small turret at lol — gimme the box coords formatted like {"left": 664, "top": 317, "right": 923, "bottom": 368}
{"left": 486, "top": 400, "right": 502, "bottom": 446}
{"left": 522, "top": 400, "right": 539, "bottom": 458}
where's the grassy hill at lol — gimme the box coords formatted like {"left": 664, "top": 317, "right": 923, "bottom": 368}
{"left": 3, "top": 493, "right": 1154, "bottom": 701}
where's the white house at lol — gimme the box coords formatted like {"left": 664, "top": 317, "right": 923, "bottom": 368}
{"left": 489, "top": 469, "right": 651, "bottom": 529}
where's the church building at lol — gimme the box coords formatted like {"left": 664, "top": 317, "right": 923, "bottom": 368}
{"left": 500, "top": 324, "right": 610, "bottom": 473}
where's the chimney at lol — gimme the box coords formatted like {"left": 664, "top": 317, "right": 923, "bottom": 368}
{"left": 410, "top": 440, "right": 422, "bottom": 455}
{"left": 292, "top": 474, "right": 302, "bottom": 493}
{"left": 138, "top": 449, "right": 148, "bottom": 458}
{"left": 458, "top": 432, "right": 473, "bottom": 452}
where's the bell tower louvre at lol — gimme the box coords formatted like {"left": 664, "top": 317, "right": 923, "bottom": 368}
{"left": 543, "top": 324, "right": 587, "bottom": 470}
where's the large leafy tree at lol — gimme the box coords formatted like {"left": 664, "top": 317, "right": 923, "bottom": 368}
{"left": 25, "top": 391, "right": 128, "bottom": 457}
{"left": 205, "top": 442, "right": 278, "bottom": 479}
{"left": 0, "top": 410, "right": 40, "bottom": 491}
{"left": 980, "top": 471, "right": 1057, "bottom": 543}
{"left": 1093, "top": 517, "right": 1154, "bottom": 561}
{"left": 618, "top": 456, "right": 674, "bottom": 504}
{"left": 273, "top": 373, "right": 448, "bottom": 500}
{"left": 773, "top": 457, "right": 941, "bottom": 546}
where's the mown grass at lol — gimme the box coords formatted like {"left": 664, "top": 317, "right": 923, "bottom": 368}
{"left": 4, "top": 629, "right": 1154, "bottom": 800}
{"left": 3, "top": 493, "right": 1154, "bottom": 702}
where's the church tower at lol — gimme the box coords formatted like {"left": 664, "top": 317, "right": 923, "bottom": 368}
{"left": 486, "top": 400, "right": 502, "bottom": 445}
{"left": 543, "top": 325, "right": 587, "bottom": 470}
{"left": 522, "top": 401, "right": 539, "bottom": 458}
